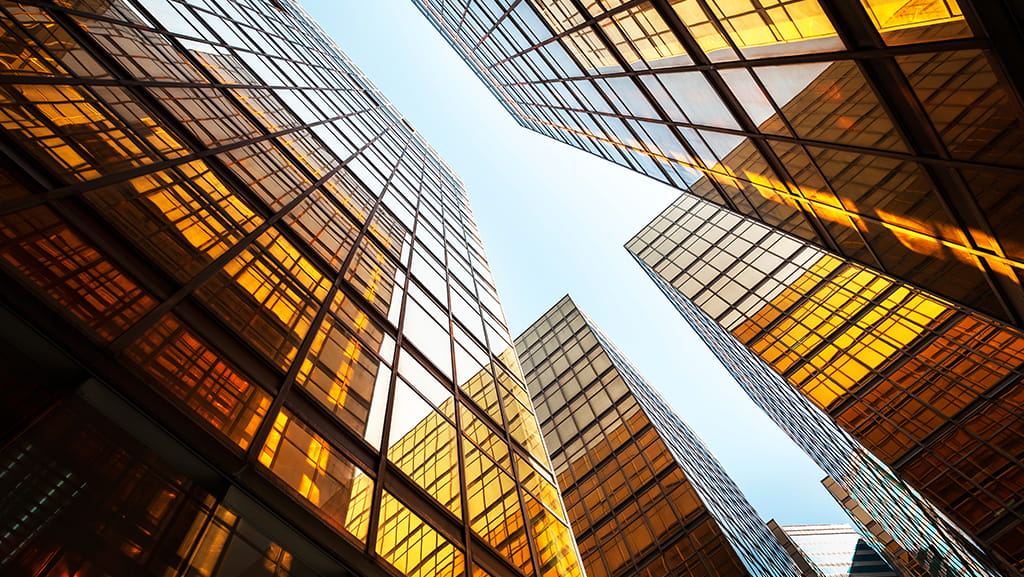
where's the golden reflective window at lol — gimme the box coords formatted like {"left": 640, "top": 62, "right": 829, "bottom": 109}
{"left": 668, "top": 0, "right": 737, "bottom": 61}
{"left": 219, "top": 141, "right": 312, "bottom": 211}
{"left": 123, "top": 314, "right": 271, "bottom": 450}
{"left": 599, "top": 3, "right": 689, "bottom": 69}
{"left": 464, "top": 443, "right": 533, "bottom": 573}
{"left": 377, "top": 491, "right": 465, "bottom": 577}
{"left": 461, "top": 405, "right": 512, "bottom": 470}
{"left": 0, "top": 83, "right": 163, "bottom": 181}
{"left": 756, "top": 60, "right": 907, "bottom": 152}
{"left": 524, "top": 495, "right": 585, "bottom": 577}
{"left": 0, "top": 205, "right": 156, "bottom": 341}
{"left": 387, "top": 381, "right": 462, "bottom": 517}
{"left": 83, "top": 162, "right": 262, "bottom": 282}
{"left": 196, "top": 229, "right": 329, "bottom": 371}
{"left": 860, "top": 0, "right": 971, "bottom": 45}
{"left": 531, "top": 0, "right": 586, "bottom": 34}
{"left": 704, "top": 0, "right": 842, "bottom": 57}
{"left": 296, "top": 291, "right": 386, "bottom": 440}
{"left": 898, "top": 50, "right": 1024, "bottom": 169}
{"left": 257, "top": 409, "right": 373, "bottom": 542}
{"left": 562, "top": 26, "right": 621, "bottom": 72}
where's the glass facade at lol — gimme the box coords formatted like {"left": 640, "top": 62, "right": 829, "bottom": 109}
{"left": 514, "top": 296, "right": 800, "bottom": 577}
{"left": 0, "top": 2, "right": 583, "bottom": 577}
{"left": 626, "top": 193, "right": 1018, "bottom": 577}
{"left": 413, "top": 0, "right": 1024, "bottom": 327}
{"left": 767, "top": 521, "right": 901, "bottom": 577}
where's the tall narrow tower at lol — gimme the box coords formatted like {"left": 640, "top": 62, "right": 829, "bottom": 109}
{"left": 515, "top": 295, "right": 801, "bottom": 577}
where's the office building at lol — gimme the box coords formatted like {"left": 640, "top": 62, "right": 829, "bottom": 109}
{"left": 514, "top": 296, "right": 801, "bottom": 577}
{"left": 414, "top": 0, "right": 1024, "bottom": 327}
{"left": 0, "top": 1, "right": 584, "bottom": 577}
{"left": 767, "top": 521, "right": 901, "bottom": 577}
{"left": 627, "top": 193, "right": 1019, "bottom": 576}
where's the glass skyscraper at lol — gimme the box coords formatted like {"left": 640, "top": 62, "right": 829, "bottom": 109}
{"left": 514, "top": 296, "right": 801, "bottom": 577}
{"left": 414, "top": 0, "right": 1024, "bottom": 327}
{"left": 0, "top": 2, "right": 583, "bottom": 577}
{"left": 627, "top": 193, "right": 1019, "bottom": 577}
{"left": 767, "top": 521, "right": 901, "bottom": 577}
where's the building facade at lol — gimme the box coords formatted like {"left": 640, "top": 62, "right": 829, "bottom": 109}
{"left": 627, "top": 193, "right": 1019, "bottom": 577}
{"left": 414, "top": 0, "right": 1024, "bottom": 327}
{"left": 514, "top": 295, "right": 801, "bottom": 577}
{"left": 767, "top": 521, "right": 901, "bottom": 577}
{"left": 0, "top": 2, "right": 584, "bottom": 577}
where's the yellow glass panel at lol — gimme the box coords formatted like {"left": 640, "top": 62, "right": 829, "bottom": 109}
{"left": 669, "top": 0, "right": 736, "bottom": 60}
{"left": 516, "top": 454, "right": 567, "bottom": 523}
{"left": 705, "top": 0, "right": 841, "bottom": 57}
{"left": 464, "top": 443, "right": 534, "bottom": 573}
{"left": 296, "top": 291, "right": 385, "bottom": 438}
{"left": 377, "top": 491, "right": 465, "bottom": 577}
{"left": 525, "top": 495, "right": 585, "bottom": 577}
{"left": 563, "top": 26, "right": 621, "bottom": 71}
{"left": 387, "top": 386, "right": 462, "bottom": 517}
{"left": 860, "top": 0, "right": 970, "bottom": 44}
{"left": 258, "top": 409, "right": 373, "bottom": 542}
{"left": 461, "top": 405, "right": 512, "bottom": 470}
{"left": 198, "top": 229, "right": 328, "bottom": 369}
{"left": 83, "top": 162, "right": 261, "bottom": 282}
{"left": 531, "top": 0, "right": 586, "bottom": 34}
{"left": 600, "top": 3, "right": 689, "bottom": 69}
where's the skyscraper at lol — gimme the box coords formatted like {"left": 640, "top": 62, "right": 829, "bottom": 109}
{"left": 767, "top": 521, "right": 901, "bottom": 577}
{"left": 514, "top": 295, "right": 801, "bottom": 577}
{"left": 627, "top": 193, "right": 1019, "bottom": 577}
{"left": 0, "top": 2, "right": 583, "bottom": 577}
{"left": 414, "top": 0, "right": 1024, "bottom": 327}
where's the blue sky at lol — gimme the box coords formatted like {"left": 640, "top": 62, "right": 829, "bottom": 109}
{"left": 304, "top": 0, "right": 850, "bottom": 526}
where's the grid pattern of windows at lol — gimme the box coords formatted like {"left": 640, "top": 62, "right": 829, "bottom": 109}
{"left": 514, "top": 296, "right": 800, "bottom": 577}
{"left": 414, "top": 0, "right": 1024, "bottom": 327}
{"left": 0, "top": 2, "right": 583, "bottom": 577}
{"left": 627, "top": 193, "right": 1019, "bottom": 576}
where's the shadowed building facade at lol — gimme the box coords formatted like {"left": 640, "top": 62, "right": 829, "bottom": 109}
{"left": 514, "top": 296, "right": 801, "bottom": 577}
{"left": 627, "top": 193, "right": 1020, "bottom": 577}
{"left": 0, "top": 1, "right": 584, "bottom": 577}
{"left": 414, "top": 0, "right": 1024, "bottom": 327}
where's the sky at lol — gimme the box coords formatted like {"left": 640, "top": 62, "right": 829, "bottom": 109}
{"left": 302, "top": 0, "right": 850, "bottom": 526}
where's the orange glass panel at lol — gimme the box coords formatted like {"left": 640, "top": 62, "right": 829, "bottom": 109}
{"left": 0, "top": 205, "right": 156, "bottom": 341}
{"left": 196, "top": 229, "right": 328, "bottom": 370}
{"left": 257, "top": 409, "right": 373, "bottom": 542}
{"left": 123, "top": 314, "right": 271, "bottom": 449}
{"left": 83, "top": 161, "right": 262, "bottom": 282}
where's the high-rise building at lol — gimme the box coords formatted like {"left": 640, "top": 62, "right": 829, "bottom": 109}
{"left": 627, "top": 193, "right": 1019, "bottom": 577}
{"left": 414, "top": 0, "right": 1024, "bottom": 327}
{"left": 0, "top": 2, "right": 584, "bottom": 577}
{"left": 767, "top": 521, "right": 901, "bottom": 577}
{"left": 514, "top": 295, "right": 801, "bottom": 577}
